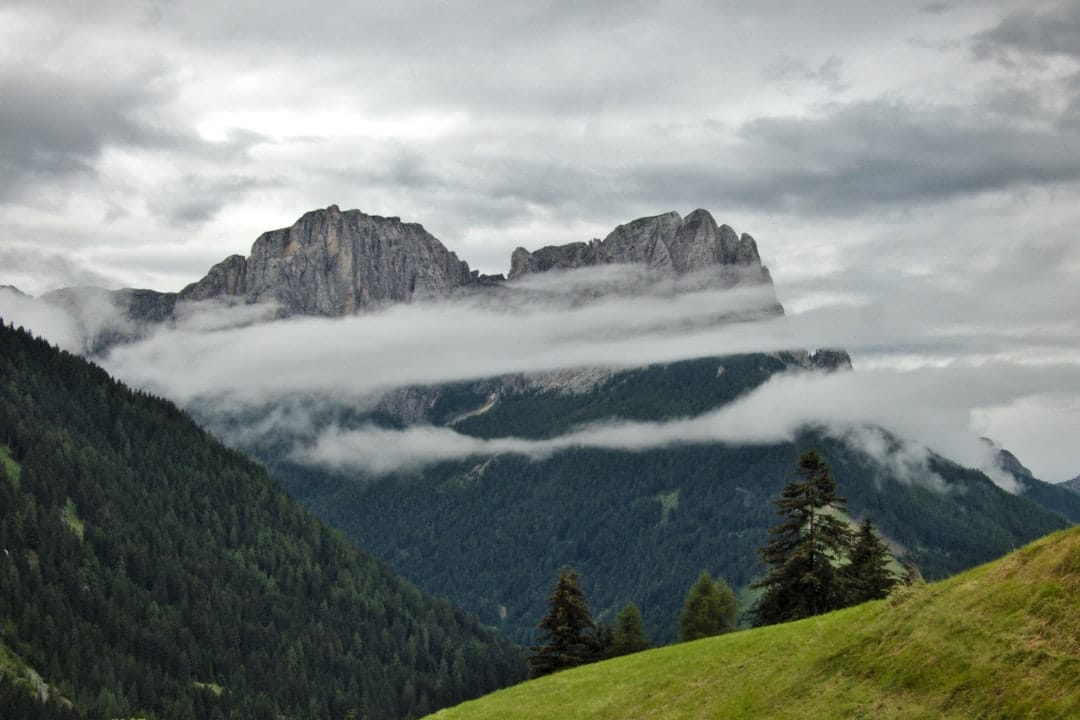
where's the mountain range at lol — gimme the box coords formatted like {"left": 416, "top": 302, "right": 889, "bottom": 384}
{"left": 6, "top": 204, "right": 1077, "bottom": 648}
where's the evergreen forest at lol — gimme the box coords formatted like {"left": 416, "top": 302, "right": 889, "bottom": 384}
{"left": 0, "top": 321, "right": 526, "bottom": 719}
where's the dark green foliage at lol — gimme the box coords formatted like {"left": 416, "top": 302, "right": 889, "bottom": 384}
{"left": 607, "top": 602, "right": 650, "bottom": 657}
{"left": 0, "top": 321, "right": 525, "bottom": 719}
{"left": 450, "top": 354, "right": 797, "bottom": 439}
{"left": 0, "top": 673, "right": 85, "bottom": 720}
{"left": 528, "top": 568, "right": 602, "bottom": 678}
{"left": 1015, "top": 477, "right": 1080, "bottom": 524}
{"left": 841, "top": 518, "right": 899, "bottom": 604}
{"left": 272, "top": 434, "right": 1067, "bottom": 647}
{"left": 753, "top": 451, "right": 855, "bottom": 626}
{"left": 678, "top": 572, "right": 738, "bottom": 642}
{"left": 255, "top": 357, "right": 1068, "bottom": 647}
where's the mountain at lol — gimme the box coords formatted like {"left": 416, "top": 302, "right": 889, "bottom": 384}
{"left": 1062, "top": 475, "right": 1080, "bottom": 494}
{"left": 425, "top": 524, "right": 1080, "bottom": 720}
{"left": 0, "top": 320, "right": 525, "bottom": 719}
{"left": 178, "top": 205, "right": 483, "bottom": 316}
{"left": 508, "top": 209, "right": 769, "bottom": 280}
{"left": 15, "top": 204, "right": 1071, "bottom": 648}
{"left": 36, "top": 205, "right": 777, "bottom": 334}
{"left": 985, "top": 440, "right": 1080, "bottom": 523}
{"left": 264, "top": 354, "right": 1068, "bottom": 645}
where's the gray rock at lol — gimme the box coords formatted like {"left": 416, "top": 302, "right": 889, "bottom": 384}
{"left": 507, "top": 209, "right": 771, "bottom": 282}
{"left": 808, "top": 349, "right": 854, "bottom": 372}
{"left": 179, "top": 205, "right": 475, "bottom": 316}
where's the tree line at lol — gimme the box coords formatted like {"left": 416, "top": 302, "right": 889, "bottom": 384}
{"left": 527, "top": 449, "right": 902, "bottom": 678}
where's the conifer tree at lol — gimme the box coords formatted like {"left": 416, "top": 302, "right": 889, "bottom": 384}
{"left": 608, "top": 602, "right": 650, "bottom": 656}
{"left": 678, "top": 571, "right": 738, "bottom": 641}
{"left": 752, "top": 450, "right": 853, "bottom": 626}
{"left": 842, "top": 518, "right": 898, "bottom": 604}
{"left": 528, "top": 568, "right": 602, "bottom": 678}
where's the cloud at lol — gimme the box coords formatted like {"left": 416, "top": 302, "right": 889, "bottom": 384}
{"left": 764, "top": 55, "right": 847, "bottom": 93}
{"left": 0, "top": 286, "right": 92, "bottom": 351}
{"left": 293, "top": 363, "right": 1079, "bottom": 489}
{"left": 0, "top": 58, "right": 180, "bottom": 203}
{"left": 3, "top": 1, "right": 1080, "bottom": 484}
{"left": 148, "top": 173, "right": 264, "bottom": 225}
{"left": 77, "top": 258, "right": 1080, "bottom": 480}
{"left": 7, "top": 250, "right": 1080, "bottom": 482}
{"left": 714, "top": 101, "right": 1080, "bottom": 214}
{"left": 100, "top": 269, "right": 786, "bottom": 405}
{"left": 0, "top": 246, "right": 125, "bottom": 295}
{"left": 972, "top": 2, "right": 1080, "bottom": 61}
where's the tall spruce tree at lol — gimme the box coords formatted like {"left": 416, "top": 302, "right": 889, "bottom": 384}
{"left": 842, "top": 518, "right": 898, "bottom": 604}
{"left": 678, "top": 571, "right": 738, "bottom": 642}
{"left": 752, "top": 450, "right": 853, "bottom": 626}
{"left": 608, "top": 602, "right": 650, "bottom": 657}
{"left": 528, "top": 568, "right": 602, "bottom": 678}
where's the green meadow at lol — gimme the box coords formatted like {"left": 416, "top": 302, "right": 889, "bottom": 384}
{"left": 429, "top": 525, "right": 1080, "bottom": 719}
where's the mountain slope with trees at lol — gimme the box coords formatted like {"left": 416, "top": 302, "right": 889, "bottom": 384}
{"left": 0, "top": 320, "right": 525, "bottom": 719}
{"left": 271, "top": 363, "right": 1069, "bottom": 645}
{"left": 426, "top": 524, "right": 1080, "bottom": 720}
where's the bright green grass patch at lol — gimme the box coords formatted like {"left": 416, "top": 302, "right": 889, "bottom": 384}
{"left": 427, "top": 526, "right": 1080, "bottom": 720}
{"left": 62, "top": 498, "right": 85, "bottom": 541}
{"left": 0, "top": 445, "right": 20, "bottom": 489}
{"left": 192, "top": 680, "right": 224, "bottom": 696}
{"left": 656, "top": 490, "right": 679, "bottom": 526}
{"left": 0, "top": 636, "right": 29, "bottom": 679}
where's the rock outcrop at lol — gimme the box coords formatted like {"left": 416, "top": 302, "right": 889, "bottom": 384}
{"left": 179, "top": 205, "right": 475, "bottom": 316}
{"left": 31, "top": 206, "right": 787, "bottom": 346}
{"left": 809, "top": 348, "right": 853, "bottom": 372}
{"left": 508, "top": 209, "right": 770, "bottom": 283}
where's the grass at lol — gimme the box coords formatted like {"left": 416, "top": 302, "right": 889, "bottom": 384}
{"left": 62, "top": 498, "right": 85, "bottom": 541}
{"left": 656, "top": 490, "right": 679, "bottom": 526}
{"left": 0, "top": 445, "right": 20, "bottom": 489}
{"left": 427, "top": 526, "right": 1080, "bottom": 720}
{"left": 192, "top": 680, "right": 224, "bottom": 696}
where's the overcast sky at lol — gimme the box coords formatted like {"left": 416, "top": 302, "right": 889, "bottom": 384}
{"left": 2, "top": 0, "right": 1079, "bottom": 480}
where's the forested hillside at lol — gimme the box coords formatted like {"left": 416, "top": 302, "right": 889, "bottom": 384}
{"left": 268, "top": 356, "right": 1069, "bottom": 645}
{"left": 0, "top": 321, "right": 525, "bottom": 719}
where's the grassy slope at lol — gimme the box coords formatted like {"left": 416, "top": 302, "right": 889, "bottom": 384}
{"left": 428, "top": 525, "right": 1080, "bottom": 720}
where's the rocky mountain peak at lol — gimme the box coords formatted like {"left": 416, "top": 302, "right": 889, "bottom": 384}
{"left": 507, "top": 209, "right": 768, "bottom": 281}
{"left": 179, "top": 205, "right": 474, "bottom": 316}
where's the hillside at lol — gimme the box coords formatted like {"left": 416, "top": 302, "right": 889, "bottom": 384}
{"left": 427, "top": 525, "right": 1080, "bottom": 719}
{"left": 0, "top": 320, "right": 525, "bottom": 719}
{"left": 265, "top": 355, "right": 1069, "bottom": 645}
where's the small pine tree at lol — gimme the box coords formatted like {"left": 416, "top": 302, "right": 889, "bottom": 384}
{"left": 608, "top": 602, "right": 650, "bottom": 656}
{"left": 527, "top": 567, "right": 602, "bottom": 678}
{"left": 752, "top": 450, "right": 853, "bottom": 626}
{"left": 678, "top": 571, "right": 738, "bottom": 642}
{"left": 842, "top": 518, "right": 898, "bottom": 603}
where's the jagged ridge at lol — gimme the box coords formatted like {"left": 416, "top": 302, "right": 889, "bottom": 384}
{"left": 509, "top": 209, "right": 768, "bottom": 280}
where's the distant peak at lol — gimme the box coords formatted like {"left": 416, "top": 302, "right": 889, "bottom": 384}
{"left": 509, "top": 209, "right": 770, "bottom": 281}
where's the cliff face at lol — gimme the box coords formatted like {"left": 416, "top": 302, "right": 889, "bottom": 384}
{"left": 508, "top": 209, "right": 770, "bottom": 282}
{"left": 36, "top": 205, "right": 782, "bottom": 337}
{"left": 179, "top": 205, "right": 475, "bottom": 316}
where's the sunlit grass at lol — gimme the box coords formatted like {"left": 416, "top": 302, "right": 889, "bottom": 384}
{"left": 428, "top": 526, "right": 1080, "bottom": 719}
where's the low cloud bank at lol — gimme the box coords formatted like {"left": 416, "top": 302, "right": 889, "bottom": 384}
{"left": 293, "top": 363, "right": 1080, "bottom": 489}
{"left": 100, "top": 275, "right": 785, "bottom": 405}
{"left": 3, "top": 262, "right": 1078, "bottom": 482}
